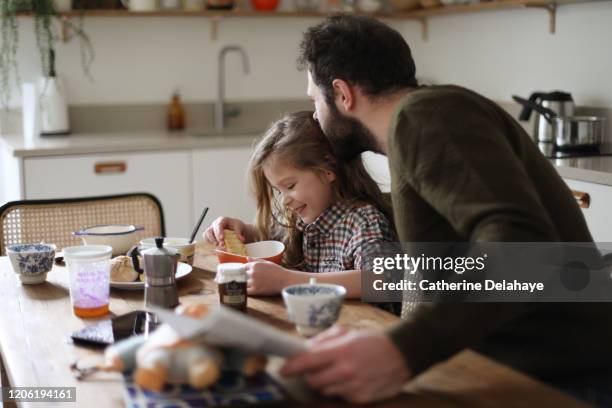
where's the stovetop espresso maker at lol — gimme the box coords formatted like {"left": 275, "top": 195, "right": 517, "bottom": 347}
{"left": 129, "top": 237, "right": 179, "bottom": 323}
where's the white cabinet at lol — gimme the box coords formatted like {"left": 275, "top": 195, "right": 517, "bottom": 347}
{"left": 563, "top": 178, "right": 612, "bottom": 242}
{"left": 23, "top": 151, "right": 192, "bottom": 237}
{"left": 192, "top": 147, "right": 256, "bottom": 229}
{"left": 362, "top": 151, "right": 391, "bottom": 192}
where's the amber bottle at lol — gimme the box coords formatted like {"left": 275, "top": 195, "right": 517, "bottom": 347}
{"left": 167, "top": 93, "right": 185, "bottom": 131}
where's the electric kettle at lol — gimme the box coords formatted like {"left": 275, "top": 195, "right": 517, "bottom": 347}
{"left": 516, "top": 91, "right": 575, "bottom": 143}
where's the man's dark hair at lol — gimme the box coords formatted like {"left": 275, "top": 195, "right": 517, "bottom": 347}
{"left": 298, "top": 14, "right": 418, "bottom": 104}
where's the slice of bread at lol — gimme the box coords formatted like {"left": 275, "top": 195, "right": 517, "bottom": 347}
{"left": 223, "top": 229, "right": 247, "bottom": 256}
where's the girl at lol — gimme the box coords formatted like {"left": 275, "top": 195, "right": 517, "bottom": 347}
{"left": 204, "top": 111, "right": 396, "bottom": 298}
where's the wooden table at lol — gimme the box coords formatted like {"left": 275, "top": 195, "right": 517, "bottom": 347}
{"left": 0, "top": 244, "right": 587, "bottom": 407}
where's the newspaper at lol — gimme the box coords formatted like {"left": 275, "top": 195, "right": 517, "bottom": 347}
{"left": 150, "top": 306, "right": 306, "bottom": 357}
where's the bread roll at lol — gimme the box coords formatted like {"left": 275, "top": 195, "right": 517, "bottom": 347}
{"left": 110, "top": 256, "right": 139, "bottom": 282}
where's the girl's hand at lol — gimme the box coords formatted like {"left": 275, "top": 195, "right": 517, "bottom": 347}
{"left": 245, "top": 258, "right": 289, "bottom": 296}
{"left": 203, "top": 217, "right": 247, "bottom": 247}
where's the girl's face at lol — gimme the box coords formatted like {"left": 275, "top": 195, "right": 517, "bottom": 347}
{"left": 263, "top": 157, "right": 336, "bottom": 224}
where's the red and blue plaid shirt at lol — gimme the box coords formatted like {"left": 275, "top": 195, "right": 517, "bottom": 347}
{"left": 297, "top": 201, "right": 397, "bottom": 272}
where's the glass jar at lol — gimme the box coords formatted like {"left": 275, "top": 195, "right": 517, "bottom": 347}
{"left": 216, "top": 263, "right": 248, "bottom": 312}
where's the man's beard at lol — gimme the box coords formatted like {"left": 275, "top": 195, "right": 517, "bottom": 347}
{"left": 321, "top": 103, "right": 379, "bottom": 161}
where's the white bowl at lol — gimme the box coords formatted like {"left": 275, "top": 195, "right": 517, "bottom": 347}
{"left": 7, "top": 243, "right": 56, "bottom": 284}
{"left": 73, "top": 224, "right": 144, "bottom": 256}
{"left": 216, "top": 240, "right": 285, "bottom": 264}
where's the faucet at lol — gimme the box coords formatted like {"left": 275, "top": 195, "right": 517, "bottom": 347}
{"left": 215, "top": 45, "right": 250, "bottom": 130}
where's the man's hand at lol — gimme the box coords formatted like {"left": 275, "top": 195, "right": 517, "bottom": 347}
{"left": 245, "top": 258, "right": 290, "bottom": 296}
{"left": 280, "top": 326, "right": 411, "bottom": 404}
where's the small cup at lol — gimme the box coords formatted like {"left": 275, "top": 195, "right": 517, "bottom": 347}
{"left": 7, "top": 243, "right": 56, "bottom": 284}
{"left": 64, "top": 245, "right": 112, "bottom": 318}
{"left": 139, "top": 237, "right": 195, "bottom": 265}
{"left": 282, "top": 281, "right": 346, "bottom": 337}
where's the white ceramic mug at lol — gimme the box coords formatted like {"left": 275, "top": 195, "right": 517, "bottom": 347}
{"left": 121, "top": 0, "right": 158, "bottom": 11}
{"left": 139, "top": 237, "right": 195, "bottom": 265}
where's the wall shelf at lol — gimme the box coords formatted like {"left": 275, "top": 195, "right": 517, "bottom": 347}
{"left": 20, "top": 0, "right": 604, "bottom": 41}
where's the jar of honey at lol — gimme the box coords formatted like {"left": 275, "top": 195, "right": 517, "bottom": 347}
{"left": 216, "top": 263, "right": 247, "bottom": 312}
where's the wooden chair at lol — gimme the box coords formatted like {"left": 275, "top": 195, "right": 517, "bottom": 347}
{"left": 0, "top": 193, "right": 165, "bottom": 256}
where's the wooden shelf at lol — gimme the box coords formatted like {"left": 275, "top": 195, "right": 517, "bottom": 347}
{"left": 404, "top": 0, "right": 595, "bottom": 18}
{"left": 41, "top": 0, "right": 600, "bottom": 18}
{"left": 20, "top": 0, "right": 604, "bottom": 41}
{"left": 48, "top": 9, "right": 327, "bottom": 17}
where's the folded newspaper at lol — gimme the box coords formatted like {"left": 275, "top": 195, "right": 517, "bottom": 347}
{"left": 150, "top": 306, "right": 306, "bottom": 357}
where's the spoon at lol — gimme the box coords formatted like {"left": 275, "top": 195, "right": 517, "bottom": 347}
{"left": 189, "top": 206, "right": 209, "bottom": 244}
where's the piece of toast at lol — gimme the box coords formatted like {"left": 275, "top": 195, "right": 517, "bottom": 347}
{"left": 223, "top": 229, "right": 247, "bottom": 256}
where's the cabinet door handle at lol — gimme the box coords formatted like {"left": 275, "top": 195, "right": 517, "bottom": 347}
{"left": 571, "top": 190, "right": 590, "bottom": 209}
{"left": 94, "top": 161, "right": 127, "bottom": 174}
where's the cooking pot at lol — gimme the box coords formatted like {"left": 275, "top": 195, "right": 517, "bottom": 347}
{"left": 512, "top": 95, "right": 606, "bottom": 150}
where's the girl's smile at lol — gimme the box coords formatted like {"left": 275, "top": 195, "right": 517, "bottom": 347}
{"left": 263, "top": 158, "right": 336, "bottom": 224}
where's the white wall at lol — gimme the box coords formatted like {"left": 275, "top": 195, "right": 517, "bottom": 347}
{"left": 11, "top": 17, "right": 307, "bottom": 106}
{"left": 11, "top": 16, "right": 363, "bottom": 106}
{"left": 403, "top": 1, "right": 612, "bottom": 107}
{"left": 8, "top": 1, "right": 612, "bottom": 108}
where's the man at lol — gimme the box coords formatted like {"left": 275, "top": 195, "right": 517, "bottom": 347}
{"left": 280, "top": 14, "right": 612, "bottom": 404}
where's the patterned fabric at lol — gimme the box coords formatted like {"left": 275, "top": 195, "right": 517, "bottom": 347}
{"left": 122, "top": 370, "right": 285, "bottom": 407}
{"left": 297, "top": 201, "right": 397, "bottom": 273}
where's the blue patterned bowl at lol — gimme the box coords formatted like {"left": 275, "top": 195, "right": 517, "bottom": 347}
{"left": 7, "top": 243, "right": 56, "bottom": 284}
{"left": 282, "top": 283, "right": 346, "bottom": 337}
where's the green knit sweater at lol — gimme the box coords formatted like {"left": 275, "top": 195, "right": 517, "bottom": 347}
{"left": 386, "top": 85, "right": 612, "bottom": 385}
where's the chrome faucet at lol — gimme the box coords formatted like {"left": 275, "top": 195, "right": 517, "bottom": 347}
{"left": 215, "top": 45, "right": 250, "bottom": 130}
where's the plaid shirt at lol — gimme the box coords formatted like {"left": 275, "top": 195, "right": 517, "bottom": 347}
{"left": 297, "top": 201, "right": 397, "bottom": 272}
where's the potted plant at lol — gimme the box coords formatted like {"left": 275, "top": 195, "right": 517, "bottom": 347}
{"left": 0, "top": 0, "right": 94, "bottom": 108}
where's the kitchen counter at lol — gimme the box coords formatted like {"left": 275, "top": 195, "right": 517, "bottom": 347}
{"left": 0, "top": 129, "right": 261, "bottom": 158}
{"left": 553, "top": 156, "right": 612, "bottom": 186}
{"left": 0, "top": 99, "right": 313, "bottom": 158}
{"left": 5, "top": 130, "right": 612, "bottom": 187}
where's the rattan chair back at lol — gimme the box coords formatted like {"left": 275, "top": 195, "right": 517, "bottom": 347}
{"left": 0, "top": 193, "right": 165, "bottom": 255}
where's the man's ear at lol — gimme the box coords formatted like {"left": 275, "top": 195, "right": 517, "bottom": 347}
{"left": 332, "top": 79, "right": 355, "bottom": 113}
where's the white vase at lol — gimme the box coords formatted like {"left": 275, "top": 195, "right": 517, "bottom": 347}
{"left": 38, "top": 76, "right": 70, "bottom": 136}
{"left": 54, "top": 0, "right": 72, "bottom": 12}
{"left": 22, "top": 82, "right": 41, "bottom": 144}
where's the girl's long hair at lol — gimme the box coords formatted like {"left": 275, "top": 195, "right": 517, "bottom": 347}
{"left": 248, "top": 111, "right": 392, "bottom": 269}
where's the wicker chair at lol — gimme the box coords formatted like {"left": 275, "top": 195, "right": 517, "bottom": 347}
{"left": 0, "top": 193, "right": 165, "bottom": 255}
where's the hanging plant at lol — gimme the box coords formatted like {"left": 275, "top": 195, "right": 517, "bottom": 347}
{"left": 0, "top": 0, "right": 94, "bottom": 107}
{"left": 0, "top": 1, "right": 21, "bottom": 107}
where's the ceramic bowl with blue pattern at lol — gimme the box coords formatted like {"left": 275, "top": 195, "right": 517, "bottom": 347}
{"left": 7, "top": 243, "right": 56, "bottom": 284}
{"left": 282, "top": 283, "right": 346, "bottom": 337}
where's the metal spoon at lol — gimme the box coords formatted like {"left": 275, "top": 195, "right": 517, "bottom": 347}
{"left": 189, "top": 206, "right": 209, "bottom": 244}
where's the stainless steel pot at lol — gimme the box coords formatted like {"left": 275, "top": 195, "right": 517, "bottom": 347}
{"left": 513, "top": 95, "right": 606, "bottom": 149}
{"left": 552, "top": 115, "right": 606, "bottom": 149}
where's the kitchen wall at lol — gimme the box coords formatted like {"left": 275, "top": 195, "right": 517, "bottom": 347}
{"left": 7, "top": 15, "right": 339, "bottom": 107}
{"left": 403, "top": 0, "right": 612, "bottom": 108}
{"left": 5, "top": 1, "right": 612, "bottom": 110}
